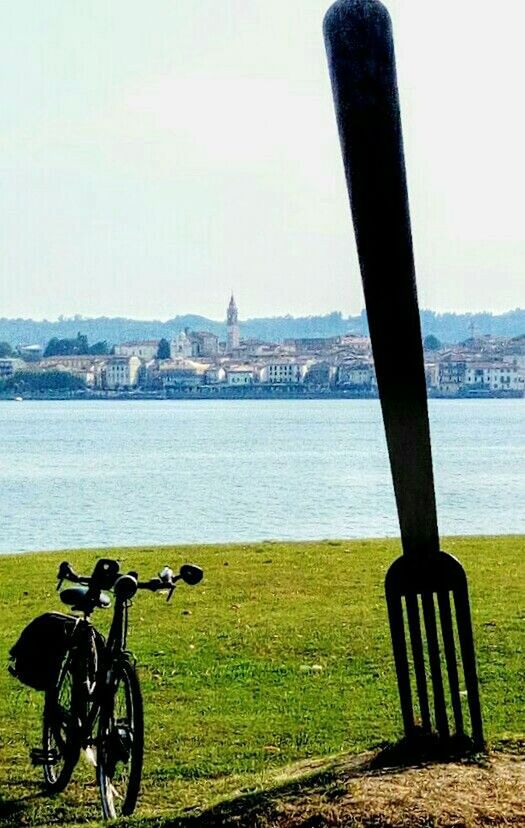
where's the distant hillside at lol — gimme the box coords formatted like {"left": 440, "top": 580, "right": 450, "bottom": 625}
{"left": 0, "top": 309, "right": 523, "bottom": 348}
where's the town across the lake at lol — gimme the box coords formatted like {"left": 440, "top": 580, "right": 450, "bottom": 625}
{"left": 0, "top": 295, "right": 524, "bottom": 399}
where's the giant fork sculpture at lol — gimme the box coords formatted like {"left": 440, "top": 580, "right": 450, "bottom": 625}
{"left": 324, "top": 0, "right": 484, "bottom": 750}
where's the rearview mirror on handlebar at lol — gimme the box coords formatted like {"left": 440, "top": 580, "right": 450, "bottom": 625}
{"left": 159, "top": 566, "right": 174, "bottom": 583}
{"left": 179, "top": 564, "right": 203, "bottom": 586}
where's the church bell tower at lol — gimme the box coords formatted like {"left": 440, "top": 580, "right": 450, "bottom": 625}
{"left": 226, "top": 293, "right": 240, "bottom": 352}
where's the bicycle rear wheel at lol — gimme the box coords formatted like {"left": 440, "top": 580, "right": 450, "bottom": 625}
{"left": 97, "top": 657, "right": 144, "bottom": 818}
{"left": 42, "top": 653, "right": 81, "bottom": 792}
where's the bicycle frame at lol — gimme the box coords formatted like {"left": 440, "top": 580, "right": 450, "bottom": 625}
{"left": 66, "top": 594, "right": 133, "bottom": 750}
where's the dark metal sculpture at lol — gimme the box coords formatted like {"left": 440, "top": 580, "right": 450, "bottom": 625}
{"left": 323, "top": 0, "right": 484, "bottom": 749}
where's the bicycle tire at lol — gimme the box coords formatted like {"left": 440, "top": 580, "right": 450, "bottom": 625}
{"left": 97, "top": 656, "right": 144, "bottom": 818}
{"left": 42, "top": 652, "right": 81, "bottom": 793}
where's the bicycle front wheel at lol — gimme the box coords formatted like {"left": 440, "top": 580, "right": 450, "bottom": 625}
{"left": 97, "top": 657, "right": 144, "bottom": 818}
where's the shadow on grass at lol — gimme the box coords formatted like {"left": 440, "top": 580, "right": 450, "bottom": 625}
{"left": 0, "top": 736, "right": 489, "bottom": 828}
{"left": 0, "top": 786, "right": 43, "bottom": 828}
{"left": 0, "top": 756, "right": 370, "bottom": 828}
{"left": 0, "top": 783, "right": 96, "bottom": 828}
{"left": 127, "top": 735, "right": 486, "bottom": 828}
{"left": 369, "top": 730, "right": 484, "bottom": 769}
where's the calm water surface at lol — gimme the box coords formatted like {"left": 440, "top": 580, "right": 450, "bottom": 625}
{"left": 0, "top": 399, "right": 523, "bottom": 553}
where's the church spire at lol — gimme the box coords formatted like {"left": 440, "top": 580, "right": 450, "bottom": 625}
{"left": 227, "top": 293, "right": 238, "bottom": 325}
{"left": 226, "top": 293, "right": 240, "bottom": 352}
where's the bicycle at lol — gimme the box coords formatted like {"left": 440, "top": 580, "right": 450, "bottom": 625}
{"left": 29, "top": 557, "right": 203, "bottom": 819}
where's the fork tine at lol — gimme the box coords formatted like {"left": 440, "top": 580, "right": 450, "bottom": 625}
{"left": 421, "top": 592, "right": 449, "bottom": 739}
{"left": 386, "top": 591, "right": 414, "bottom": 735}
{"left": 405, "top": 594, "right": 431, "bottom": 733}
{"left": 453, "top": 583, "right": 484, "bottom": 749}
{"left": 437, "top": 590, "right": 464, "bottom": 736}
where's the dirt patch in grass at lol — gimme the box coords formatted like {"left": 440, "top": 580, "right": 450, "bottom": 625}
{"left": 290, "top": 753, "right": 524, "bottom": 827}
{"left": 173, "top": 751, "right": 524, "bottom": 827}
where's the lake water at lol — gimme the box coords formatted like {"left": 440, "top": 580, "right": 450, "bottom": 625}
{"left": 0, "top": 399, "right": 523, "bottom": 554}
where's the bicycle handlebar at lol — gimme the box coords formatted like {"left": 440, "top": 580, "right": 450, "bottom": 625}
{"left": 57, "top": 559, "right": 203, "bottom": 602}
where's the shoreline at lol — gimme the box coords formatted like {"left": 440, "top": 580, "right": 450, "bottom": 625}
{"left": 2, "top": 533, "right": 523, "bottom": 558}
{"left": 0, "top": 390, "right": 523, "bottom": 401}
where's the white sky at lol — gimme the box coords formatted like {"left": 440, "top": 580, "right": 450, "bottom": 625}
{"left": 1, "top": 0, "right": 523, "bottom": 321}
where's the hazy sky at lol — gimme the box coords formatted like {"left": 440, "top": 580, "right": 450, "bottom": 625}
{"left": 1, "top": 1, "right": 523, "bottom": 321}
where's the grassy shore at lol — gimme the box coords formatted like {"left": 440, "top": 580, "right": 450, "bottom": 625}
{"left": 0, "top": 536, "right": 523, "bottom": 827}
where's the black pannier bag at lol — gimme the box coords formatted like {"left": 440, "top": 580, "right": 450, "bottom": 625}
{"left": 8, "top": 612, "right": 79, "bottom": 691}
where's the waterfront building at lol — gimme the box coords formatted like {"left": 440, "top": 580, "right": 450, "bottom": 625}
{"left": 205, "top": 366, "right": 226, "bottom": 384}
{"left": 17, "top": 344, "right": 43, "bottom": 359}
{"left": 337, "top": 361, "right": 375, "bottom": 388}
{"left": 188, "top": 330, "right": 219, "bottom": 357}
{"left": 161, "top": 368, "right": 199, "bottom": 388}
{"left": 284, "top": 337, "right": 340, "bottom": 353}
{"left": 171, "top": 331, "right": 192, "bottom": 358}
{"left": 115, "top": 341, "right": 160, "bottom": 360}
{"left": 226, "top": 294, "right": 240, "bottom": 353}
{"left": 438, "top": 359, "right": 467, "bottom": 394}
{"left": 424, "top": 362, "right": 440, "bottom": 390}
{"left": 39, "top": 355, "right": 107, "bottom": 388}
{"left": 338, "top": 334, "right": 371, "bottom": 352}
{"left": 230, "top": 338, "right": 270, "bottom": 358}
{"left": 105, "top": 356, "right": 141, "bottom": 389}
{"left": 503, "top": 353, "right": 525, "bottom": 371}
{"left": 225, "top": 366, "right": 254, "bottom": 386}
{"left": 155, "top": 359, "right": 208, "bottom": 392}
{"left": 500, "top": 336, "right": 525, "bottom": 361}
{"left": 0, "top": 358, "right": 26, "bottom": 378}
{"left": 259, "top": 361, "right": 306, "bottom": 384}
{"left": 464, "top": 362, "right": 524, "bottom": 393}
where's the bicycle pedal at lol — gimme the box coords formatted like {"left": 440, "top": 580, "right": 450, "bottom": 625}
{"left": 30, "top": 747, "right": 59, "bottom": 766}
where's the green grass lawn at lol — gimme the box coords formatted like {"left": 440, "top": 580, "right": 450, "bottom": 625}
{"left": 0, "top": 536, "right": 523, "bottom": 827}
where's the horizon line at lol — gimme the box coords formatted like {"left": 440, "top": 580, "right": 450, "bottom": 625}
{"left": 1, "top": 307, "right": 523, "bottom": 326}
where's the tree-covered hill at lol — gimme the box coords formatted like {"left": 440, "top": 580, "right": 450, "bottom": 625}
{"left": 0, "top": 308, "right": 523, "bottom": 348}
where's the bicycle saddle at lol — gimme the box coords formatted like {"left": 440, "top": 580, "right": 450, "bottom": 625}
{"left": 60, "top": 587, "right": 111, "bottom": 611}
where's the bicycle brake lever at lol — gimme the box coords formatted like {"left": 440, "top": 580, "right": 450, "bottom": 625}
{"left": 56, "top": 561, "right": 71, "bottom": 591}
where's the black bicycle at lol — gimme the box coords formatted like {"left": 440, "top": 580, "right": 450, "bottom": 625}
{"left": 30, "top": 558, "right": 203, "bottom": 819}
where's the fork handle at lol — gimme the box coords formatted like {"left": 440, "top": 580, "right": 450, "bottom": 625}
{"left": 324, "top": 0, "right": 439, "bottom": 556}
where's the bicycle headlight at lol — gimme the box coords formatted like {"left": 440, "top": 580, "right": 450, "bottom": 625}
{"left": 113, "top": 575, "right": 138, "bottom": 601}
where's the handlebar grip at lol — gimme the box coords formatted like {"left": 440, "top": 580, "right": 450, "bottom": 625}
{"left": 57, "top": 561, "right": 78, "bottom": 590}
{"left": 57, "top": 561, "right": 74, "bottom": 579}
